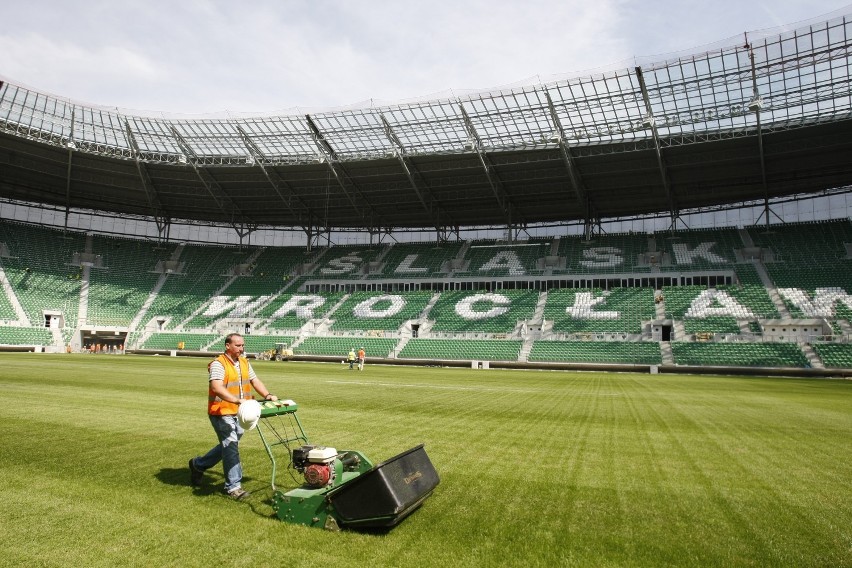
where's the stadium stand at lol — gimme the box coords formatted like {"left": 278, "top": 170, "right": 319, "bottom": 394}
{"left": 1, "top": 215, "right": 850, "bottom": 373}
{"left": 182, "top": 246, "right": 310, "bottom": 329}
{"left": 528, "top": 340, "right": 662, "bottom": 365}
{"left": 313, "top": 245, "right": 385, "bottom": 279}
{"left": 428, "top": 290, "right": 538, "bottom": 334}
{"left": 545, "top": 288, "right": 654, "bottom": 334}
{"left": 671, "top": 341, "right": 809, "bottom": 368}
{"left": 0, "top": 288, "right": 16, "bottom": 321}
{"left": 556, "top": 233, "right": 650, "bottom": 274}
{"left": 682, "top": 316, "right": 740, "bottom": 335}
{"left": 259, "top": 291, "right": 345, "bottom": 331}
{"left": 0, "top": 221, "right": 84, "bottom": 328}
{"left": 221, "top": 247, "right": 310, "bottom": 295}
{"left": 214, "top": 334, "right": 295, "bottom": 355}
{"left": 140, "top": 332, "right": 219, "bottom": 351}
{"left": 749, "top": 221, "right": 852, "bottom": 291}
{"left": 0, "top": 325, "right": 54, "bottom": 346}
{"left": 142, "top": 244, "right": 253, "bottom": 329}
{"left": 733, "top": 263, "right": 765, "bottom": 286}
{"left": 296, "top": 336, "right": 398, "bottom": 358}
{"left": 399, "top": 338, "right": 523, "bottom": 361}
{"left": 748, "top": 220, "right": 852, "bottom": 265}
{"left": 460, "top": 240, "right": 548, "bottom": 276}
{"left": 0, "top": 215, "right": 852, "bottom": 368}
{"left": 656, "top": 227, "right": 742, "bottom": 269}
{"left": 812, "top": 343, "right": 852, "bottom": 369}
{"left": 662, "top": 283, "right": 775, "bottom": 336}
{"left": 369, "top": 242, "right": 462, "bottom": 278}
{"left": 330, "top": 291, "right": 432, "bottom": 331}
{"left": 86, "top": 235, "right": 172, "bottom": 327}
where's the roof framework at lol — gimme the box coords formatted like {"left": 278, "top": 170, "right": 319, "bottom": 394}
{"left": 1, "top": 12, "right": 852, "bottom": 235}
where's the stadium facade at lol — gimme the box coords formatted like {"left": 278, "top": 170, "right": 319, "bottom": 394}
{"left": 1, "top": 9, "right": 851, "bottom": 374}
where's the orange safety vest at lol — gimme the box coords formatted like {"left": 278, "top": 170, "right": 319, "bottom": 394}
{"left": 208, "top": 353, "right": 252, "bottom": 415}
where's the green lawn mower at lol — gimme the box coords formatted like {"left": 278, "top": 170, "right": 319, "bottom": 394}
{"left": 254, "top": 400, "right": 439, "bottom": 531}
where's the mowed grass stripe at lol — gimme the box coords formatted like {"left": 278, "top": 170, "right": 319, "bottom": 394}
{"left": 638, "top": 382, "right": 783, "bottom": 564}
{"left": 1, "top": 354, "right": 850, "bottom": 567}
{"left": 624, "top": 375, "right": 850, "bottom": 566}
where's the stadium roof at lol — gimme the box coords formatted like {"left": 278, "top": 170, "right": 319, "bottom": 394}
{"left": 2, "top": 11, "right": 852, "bottom": 235}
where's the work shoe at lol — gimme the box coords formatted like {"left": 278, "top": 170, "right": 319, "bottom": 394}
{"left": 189, "top": 458, "right": 203, "bottom": 486}
{"left": 227, "top": 487, "right": 250, "bottom": 501}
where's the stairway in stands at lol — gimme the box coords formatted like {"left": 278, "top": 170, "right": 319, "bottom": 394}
{"left": 800, "top": 344, "right": 825, "bottom": 369}
{"left": 751, "top": 260, "right": 791, "bottom": 318}
{"left": 659, "top": 341, "right": 674, "bottom": 365}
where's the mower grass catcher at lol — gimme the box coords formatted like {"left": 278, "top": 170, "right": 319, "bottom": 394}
{"left": 255, "top": 400, "right": 439, "bottom": 531}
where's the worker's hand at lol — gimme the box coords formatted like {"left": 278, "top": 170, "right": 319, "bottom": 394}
{"left": 265, "top": 393, "right": 278, "bottom": 401}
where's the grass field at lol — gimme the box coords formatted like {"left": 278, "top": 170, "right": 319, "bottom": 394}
{"left": 2, "top": 353, "right": 851, "bottom": 567}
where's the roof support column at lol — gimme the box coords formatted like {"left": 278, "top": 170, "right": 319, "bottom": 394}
{"left": 169, "top": 127, "right": 249, "bottom": 228}
{"left": 583, "top": 217, "right": 604, "bottom": 241}
{"left": 379, "top": 113, "right": 448, "bottom": 231}
{"left": 458, "top": 102, "right": 514, "bottom": 229}
{"left": 63, "top": 107, "right": 75, "bottom": 232}
{"left": 123, "top": 119, "right": 169, "bottom": 231}
{"left": 635, "top": 66, "right": 679, "bottom": 230}
{"left": 305, "top": 114, "right": 382, "bottom": 228}
{"left": 436, "top": 226, "right": 461, "bottom": 243}
{"left": 544, "top": 92, "right": 592, "bottom": 226}
{"left": 63, "top": 146, "right": 73, "bottom": 232}
{"left": 747, "top": 43, "right": 782, "bottom": 231}
{"left": 235, "top": 125, "right": 319, "bottom": 233}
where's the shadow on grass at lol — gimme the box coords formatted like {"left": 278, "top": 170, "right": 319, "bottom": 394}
{"left": 156, "top": 466, "right": 218, "bottom": 497}
{"left": 156, "top": 467, "right": 266, "bottom": 500}
{"left": 155, "top": 467, "right": 396, "bottom": 532}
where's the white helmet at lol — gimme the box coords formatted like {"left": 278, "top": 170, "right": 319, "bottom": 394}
{"left": 237, "top": 399, "right": 262, "bottom": 430}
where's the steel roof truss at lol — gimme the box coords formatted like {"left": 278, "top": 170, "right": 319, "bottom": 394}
{"left": 124, "top": 120, "right": 166, "bottom": 219}
{"left": 235, "top": 124, "right": 320, "bottom": 230}
{"left": 169, "top": 126, "right": 249, "bottom": 226}
{"left": 379, "top": 112, "right": 447, "bottom": 230}
{"left": 748, "top": 44, "right": 781, "bottom": 230}
{"left": 636, "top": 66, "right": 677, "bottom": 220}
{"left": 304, "top": 114, "right": 371, "bottom": 223}
{"left": 458, "top": 102, "right": 514, "bottom": 226}
{"left": 544, "top": 91, "right": 589, "bottom": 214}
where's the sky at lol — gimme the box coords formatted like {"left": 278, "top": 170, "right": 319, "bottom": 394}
{"left": 2, "top": 0, "right": 851, "bottom": 116}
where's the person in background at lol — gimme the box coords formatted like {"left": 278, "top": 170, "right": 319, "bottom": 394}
{"left": 357, "top": 346, "right": 365, "bottom": 371}
{"left": 189, "top": 333, "right": 278, "bottom": 500}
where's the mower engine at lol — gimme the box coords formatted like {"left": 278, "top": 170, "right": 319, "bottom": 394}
{"left": 293, "top": 445, "right": 341, "bottom": 487}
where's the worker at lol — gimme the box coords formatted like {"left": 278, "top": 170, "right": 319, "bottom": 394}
{"left": 348, "top": 347, "right": 356, "bottom": 370}
{"left": 189, "top": 332, "right": 278, "bottom": 500}
{"left": 357, "top": 347, "right": 365, "bottom": 371}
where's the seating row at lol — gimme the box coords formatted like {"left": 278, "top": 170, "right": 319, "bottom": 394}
{"left": 0, "top": 325, "right": 54, "bottom": 346}
{"left": 670, "top": 342, "right": 809, "bottom": 368}
{"left": 140, "top": 332, "right": 219, "bottom": 351}
{"left": 812, "top": 343, "right": 852, "bottom": 369}
{"left": 296, "top": 337, "right": 398, "bottom": 358}
{"left": 398, "top": 338, "right": 523, "bottom": 361}
{"left": 528, "top": 340, "right": 662, "bottom": 364}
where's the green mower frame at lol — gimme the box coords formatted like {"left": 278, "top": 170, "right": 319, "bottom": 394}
{"left": 255, "top": 400, "right": 439, "bottom": 531}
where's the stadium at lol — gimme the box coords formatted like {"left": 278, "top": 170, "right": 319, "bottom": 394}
{"left": 2, "top": 6, "right": 852, "bottom": 567}
{"left": 2, "top": 12, "right": 852, "bottom": 374}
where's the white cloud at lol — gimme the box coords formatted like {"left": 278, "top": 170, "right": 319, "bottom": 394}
{"left": 1, "top": 0, "right": 849, "bottom": 113}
